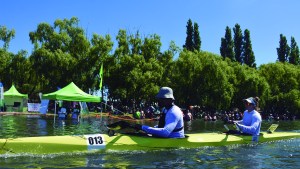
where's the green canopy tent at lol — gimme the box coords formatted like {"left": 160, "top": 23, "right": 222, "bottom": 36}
{"left": 42, "top": 82, "right": 101, "bottom": 102}
{"left": 42, "top": 82, "right": 101, "bottom": 116}
{"left": 4, "top": 85, "right": 28, "bottom": 112}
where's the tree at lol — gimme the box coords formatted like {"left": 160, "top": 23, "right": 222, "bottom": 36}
{"left": 227, "top": 61, "right": 270, "bottom": 110}
{"left": 28, "top": 17, "right": 99, "bottom": 92}
{"left": 193, "top": 22, "right": 201, "bottom": 51}
{"left": 289, "top": 37, "right": 299, "bottom": 65}
{"left": 183, "top": 19, "right": 194, "bottom": 51}
{"left": 0, "top": 48, "right": 13, "bottom": 85}
{"left": 0, "top": 26, "right": 15, "bottom": 50}
{"left": 115, "top": 29, "right": 130, "bottom": 58}
{"left": 129, "top": 31, "right": 142, "bottom": 55}
{"left": 277, "top": 34, "right": 290, "bottom": 62}
{"left": 259, "top": 62, "right": 300, "bottom": 116}
{"left": 90, "top": 33, "right": 114, "bottom": 89}
{"left": 243, "top": 29, "right": 256, "bottom": 68}
{"left": 233, "top": 24, "right": 243, "bottom": 63}
{"left": 140, "top": 34, "right": 162, "bottom": 61}
{"left": 108, "top": 31, "right": 164, "bottom": 106}
{"left": 9, "top": 50, "right": 31, "bottom": 88}
{"left": 171, "top": 51, "right": 235, "bottom": 110}
{"left": 220, "top": 26, "right": 234, "bottom": 61}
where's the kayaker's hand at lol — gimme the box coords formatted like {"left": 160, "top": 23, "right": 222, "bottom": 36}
{"left": 133, "top": 124, "right": 142, "bottom": 131}
{"left": 224, "top": 120, "right": 235, "bottom": 124}
{"left": 234, "top": 122, "right": 242, "bottom": 132}
{"left": 118, "top": 121, "right": 132, "bottom": 129}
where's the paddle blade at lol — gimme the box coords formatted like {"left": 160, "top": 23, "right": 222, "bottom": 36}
{"left": 267, "top": 124, "right": 279, "bottom": 133}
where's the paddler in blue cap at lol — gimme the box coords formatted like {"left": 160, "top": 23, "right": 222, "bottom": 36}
{"left": 235, "top": 97, "right": 262, "bottom": 141}
{"left": 139, "top": 87, "right": 185, "bottom": 138}
{"left": 109, "top": 87, "right": 185, "bottom": 138}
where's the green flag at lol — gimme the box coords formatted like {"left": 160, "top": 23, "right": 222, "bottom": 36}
{"left": 99, "top": 63, "right": 103, "bottom": 90}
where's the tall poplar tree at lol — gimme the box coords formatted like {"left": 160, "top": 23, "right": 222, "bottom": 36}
{"left": 289, "top": 36, "right": 299, "bottom": 65}
{"left": 233, "top": 24, "right": 243, "bottom": 63}
{"left": 193, "top": 22, "right": 201, "bottom": 51}
{"left": 277, "top": 34, "right": 290, "bottom": 62}
{"left": 243, "top": 29, "right": 256, "bottom": 68}
{"left": 184, "top": 19, "right": 194, "bottom": 51}
{"left": 220, "top": 26, "right": 234, "bottom": 61}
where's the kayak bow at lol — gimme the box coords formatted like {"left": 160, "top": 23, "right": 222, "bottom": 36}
{"left": 1, "top": 132, "right": 299, "bottom": 155}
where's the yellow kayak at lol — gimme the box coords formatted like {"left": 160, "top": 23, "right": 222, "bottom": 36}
{"left": 1, "top": 132, "right": 299, "bottom": 155}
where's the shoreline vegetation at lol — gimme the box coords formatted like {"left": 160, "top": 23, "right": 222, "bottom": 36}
{"left": 0, "top": 17, "right": 299, "bottom": 120}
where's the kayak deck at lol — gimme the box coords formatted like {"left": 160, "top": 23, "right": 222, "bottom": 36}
{"left": 0, "top": 132, "right": 299, "bottom": 155}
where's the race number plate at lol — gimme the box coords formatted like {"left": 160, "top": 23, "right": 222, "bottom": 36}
{"left": 84, "top": 134, "right": 106, "bottom": 150}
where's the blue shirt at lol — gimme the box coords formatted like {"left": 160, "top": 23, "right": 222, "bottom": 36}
{"left": 237, "top": 110, "right": 262, "bottom": 137}
{"left": 141, "top": 105, "right": 184, "bottom": 138}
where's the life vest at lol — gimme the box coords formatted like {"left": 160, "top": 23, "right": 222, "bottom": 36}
{"left": 184, "top": 113, "right": 191, "bottom": 121}
{"left": 157, "top": 106, "right": 183, "bottom": 132}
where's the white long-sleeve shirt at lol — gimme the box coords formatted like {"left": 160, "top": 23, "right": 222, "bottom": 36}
{"left": 141, "top": 105, "right": 184, "bottom": 138}
{"left": 237, "top": 110, "right": 262, "bottom": 136}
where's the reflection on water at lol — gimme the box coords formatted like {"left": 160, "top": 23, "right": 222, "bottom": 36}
{"left": 0, "top": 115, "right": 299, "bottom": 168}
{"left": 0, "top": 115, "right": 108, "bottom": 138}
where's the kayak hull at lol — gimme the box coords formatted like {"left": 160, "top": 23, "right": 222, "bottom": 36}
{"left": 1, "top": 132, "right": 299, "bottom": 155}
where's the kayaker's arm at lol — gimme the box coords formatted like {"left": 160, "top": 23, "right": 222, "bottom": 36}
{"left": 236, "top": 116, "right": 261, "bottom": 135}
{"left": 141, "top": 113, "right": 179, "bottom": 138}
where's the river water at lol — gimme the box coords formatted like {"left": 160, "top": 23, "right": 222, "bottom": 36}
{"left": 0, "top": 114, "right": 299, "bottom": 168}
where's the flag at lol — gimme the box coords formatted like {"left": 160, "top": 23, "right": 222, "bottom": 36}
{"left": 99, "top": 63, "right": 103, "bottom": 90}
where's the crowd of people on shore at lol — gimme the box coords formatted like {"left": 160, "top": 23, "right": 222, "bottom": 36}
{"left": 98, "top": 101, "right": 298, "bottom": 122}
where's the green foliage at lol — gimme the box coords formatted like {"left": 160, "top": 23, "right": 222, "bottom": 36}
{"left": 107, "top": 31, "right": 164, "bottom": 105}
{"left": 277, "top": 34, "right": 290, "bottom": 62}
{"left": 227, "top": 61, "right": 270, "bottom": 110}
{"left": 0, "top": 49, "right": 14, "bottom": 90}
{"left": 220, "top": 26, "right": 235, "bottom": 61}
{"left": 184, "top": 19, "right": 194, "bottom": 51}
{"left": 172, "top": 51, "right": 234, "bottom": 110}
{"left": 115, "top": 29, "right": 130, "bottom": 57}
{"left": 259, "top": 62, "right": 300, "bottom": 116}
{"left": 243, "top": 29, "right": 256, "bottom": 68}
{"left": 141, "top": 34, "right": 162, "bottom": 61}
{"left": 183, "top": 19, "right": 201, "bottom": 52}
{"left": 129, "top": 31, "right": 142, "bottom": 55}
{"left": 28, "top": 17, "right": 112, "bottom": 94}
{"left": 233, "top": 24, "right": 243, "bottom": 63}
{"left": 0, "top": 26, "right": 15, "bottom": 50}
{"left": 193, "top": 23, "right": 201, "bottom": 51}
{"left": 289, "top": 37, "right": 299, "bottom": 65}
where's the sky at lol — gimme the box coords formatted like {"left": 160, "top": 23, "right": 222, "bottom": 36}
{"left": 1, "top": 0, "right": 300, "bottom": 66}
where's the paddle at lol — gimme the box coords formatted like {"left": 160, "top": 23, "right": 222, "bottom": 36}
{"left": 106, "top": 121, "right": 133, "bottom": 130}
{"left": 224, "top": 123, "right": 279, "bottom": 135}
{"left": 223, "top": 120, "right": 241, "bottom": 132}
{"left": 106, "top": 121, "right": 142, "bottom": 136}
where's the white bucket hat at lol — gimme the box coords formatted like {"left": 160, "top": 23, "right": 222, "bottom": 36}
{"left": 156, "top": 87, "right": 175, "bottom": 100}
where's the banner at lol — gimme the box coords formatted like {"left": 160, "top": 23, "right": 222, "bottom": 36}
{"left": 27, "top": 103, "right": 41, "bottom": 112}
{"left": 39, "top": 100, "right": 49, "bottom": 114}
